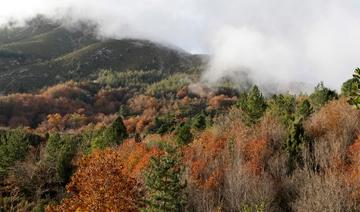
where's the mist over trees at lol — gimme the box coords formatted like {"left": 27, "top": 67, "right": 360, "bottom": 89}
{"left": 1, "top": 14, "right": 360, "bottom": 212}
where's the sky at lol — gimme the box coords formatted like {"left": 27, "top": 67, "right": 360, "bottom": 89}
{"left": 1, "top": 0, "right": 360, "bottom": 92}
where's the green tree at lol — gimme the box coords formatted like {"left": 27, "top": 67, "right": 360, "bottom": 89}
{"left": 0, "top": 129, "right": 30, "bottom": 178}
{"left": 92, "top": 116, "right": 128, "bottom": 150}
{"left": 237, "top": 85, "right": 267, "bottom": 125}
{"left": 175, "top": 122, "right": 193, "bottom": 146}
{"left": 341, "top": 78, "right": 358, "bottom": 97}
{"left": 309, "top": 82, "right": 338, "bottom": 110}
{"left": 285, "top": 117, "right": 305, "bottom": 174}
{"left": 143, "top": 146, "right": 186, "bottom": 212}
{"left": 118, "top": 105, "right": 130, "bottom": 118}
{"left": 192, "top": 112, "right": 207, "bottom": 130}
{"left": 107, "top": 116, "right": 128, "bottom": 142}
{"left": 149, "top": 113, "right": 177, "bottom": 135}
{"left": 348, "top": 68, "right": 360, "bottom": 108}
{"left": 44, "top": 133, "right": 79, "bottom": 183}
{"left": 296, "top": 99, "right": 314, "bottom": 119}
{"left": 267, "top": 94, "right": 296, "bottom": 126}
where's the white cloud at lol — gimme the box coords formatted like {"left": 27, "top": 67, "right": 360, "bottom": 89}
{"left": 0, "top": 0, "right": 359, "bottom": 91}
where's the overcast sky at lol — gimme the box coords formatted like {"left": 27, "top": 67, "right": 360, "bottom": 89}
{"left": 1, "top": 0, "right": 360, "bottom": 91}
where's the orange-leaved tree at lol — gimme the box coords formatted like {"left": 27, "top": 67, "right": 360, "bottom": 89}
{"left": 47, "top": 148, "right": 144, "bottom": 212}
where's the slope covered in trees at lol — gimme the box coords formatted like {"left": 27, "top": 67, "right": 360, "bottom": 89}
{"left": 0, "top": 16, "right": 202, "bottom": 94}
{"left": 1, "top": 70, "right": 360, "bottom": 211}
{"left": 2, "top": 15, "right": 360, "bottom": 212}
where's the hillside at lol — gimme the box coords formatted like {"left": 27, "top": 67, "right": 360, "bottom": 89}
{"left": 0, "top": 17, "right": 202, "bottom": 94}
{"left": 2, "top": 15, "right": 360, "bottom": 212}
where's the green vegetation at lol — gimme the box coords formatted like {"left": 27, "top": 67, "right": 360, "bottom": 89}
{"left": 296, "top": 99, "right": 314, "bottom": 119}
{"left": 242, "top": 203, "right": 266, "bottom": 212}
{"left": 309, "top": 82, "right": 338, "bottom": 110}
{"left": 237, "top": 85, "right": 267, "bottom": 125}
{"left": 44, "top": 133, "right": 79, "bottom": 183}
{"left": 0, "top": 27, "right": 95, "bottom": 59}
{"left": 146, "top": 74, "right": 195, "bottom": 98}
{"left": 0, "top": 21, "right": 200, "bottom": 94}
{"left": 92, "top": 116, "right": 128, "bottom": 149}
{"left": 267, "top": 94, "right": 296, "bottom": 126}
{"left": 342, "top": 78, "right": 358, "bottom": 97}
{"left": 175, "top": 122, "right": 193, "bottom": 146}
{"left": 3, "top": 16, "right": 360, "bottom": 212}
{"left": 191, "top": 112, "right": 207, "bottom": 130}
{"left": 285, "top": 117, "right": 306, "bottom": 174}
{"left": 97, "top": 69, "right": 166, "bottom": 89}
{"left": 348, "top": 68, "right": 360, "bottom": 108}
{"left": 143, "top": 145, "right": 186, "bottom": 211}
{"left": 150, "top": 113, "right": 177, "bottom": 135}
{"left": 0, "top": 129, "right": 31, "bottom": 178}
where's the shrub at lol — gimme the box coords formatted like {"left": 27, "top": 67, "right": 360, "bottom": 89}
{"left": 304, "top": 99, "right": 360, "bottom": 170}
{"left": 290, "top": 168, "right": 357, "bottom": 211}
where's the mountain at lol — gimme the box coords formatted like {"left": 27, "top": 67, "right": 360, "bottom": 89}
{"left": 0, "top": 16, "right": 203, "bottom": 94}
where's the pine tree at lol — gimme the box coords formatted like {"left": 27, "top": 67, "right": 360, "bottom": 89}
{"left": 118, "top": 105, "right": 130, "bottom": 118}
{"left": 0, "top": 129, "right": 30, "bottom": 178}
{"left": 143, "top": 146, "right": 186, "bottom": 212}
{"left": 297, "top": 99, "right": 313, "bottom": 119}
{"left": 175, "top": 122, "right": 193, "bottom": 146}
{"left": 285, "top": 117, "right": 305, "bottom": 174}
{"left": 267, "top": 94, "right": 296, "bottom": 126}
{"left": 237, "top": 85, "right": 267, "bottom": 125}
{"left": 348, "top": 68, "right": 360, "bottom": 109}
{"left": 108, "top": 116, "right": 128, "bottom": 142}
{"left": 192, "top": 112, "right": 207, "bottom": 130}
{"left": 309, "top": 82, "right": 338, "bottom": 110}
{"left": 44, "top": 133, "right": 79, "bottom": 184}
{"left": 341, "top": 78, "right": 358, "bottom": 97}
{"left": 92, "top": 116, "right": 128, "bottom": 150}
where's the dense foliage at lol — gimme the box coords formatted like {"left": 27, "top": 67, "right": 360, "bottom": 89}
{"left": 237, "top": 85, "right": 267, "bottom": 125}
{"left": 0, "top": 129, "right": 33, "bottom": 178}
{"left": 1, "top": 24, "right": 360, "bottom": 211}
{"left": 143, "top": 145, "right": 186, "bottom": 211}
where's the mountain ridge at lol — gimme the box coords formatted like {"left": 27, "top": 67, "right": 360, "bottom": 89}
{"left": 0, "top": 17, "right": 203, "bottom": 94}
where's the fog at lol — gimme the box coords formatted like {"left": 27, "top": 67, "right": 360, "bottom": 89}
{"left": 1, "top": 0, "right": 360, "bottom": 91}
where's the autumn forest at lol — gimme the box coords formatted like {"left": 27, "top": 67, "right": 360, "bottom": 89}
{"left": 1, "top": 15, "right": 360, "bottom": 212}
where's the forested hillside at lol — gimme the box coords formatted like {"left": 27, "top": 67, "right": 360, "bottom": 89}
{"left": 1, "top": 16, "right": 360, "bottom": 212}
{"left": 0, "top": 16, "right": 202, "bottom": 94}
